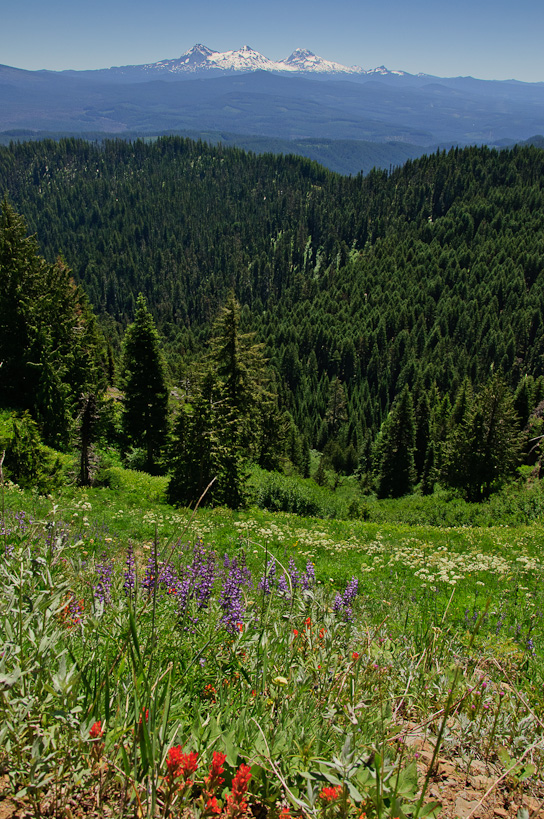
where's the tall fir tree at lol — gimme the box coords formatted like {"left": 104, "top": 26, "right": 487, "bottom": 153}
{"left": 167, "top": 369, "right": 219, "bottom": 506}
{"left": 326, "top": 377, "right": 348, "bottom": 439}
{"left": 208, "top": 291, "right": 269, "bottom": 456}
{"left": 441, "top": 374, "right": 520, "bottom": 501}
{"left": 0, "top": 201, "right": 105, "bottom": 446}
{"left": 168, "top": 293, "right": 283, "bottom": 508}
{"left": 374, "top": 385, "right": 417, "bottom": 498}
{"left": 207, "top": 292, "right": 275, "bottom": 506}
{"left": 0, "top": 200, "right": 44, "bottom": 409}
{"left": 121, "top": 294, "right": 168, "bottom": 473}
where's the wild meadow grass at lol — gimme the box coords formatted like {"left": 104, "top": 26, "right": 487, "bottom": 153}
{"left": 1, "top": 478, "right": 543, "bottom": 818}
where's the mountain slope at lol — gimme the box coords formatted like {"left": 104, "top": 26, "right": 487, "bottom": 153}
{"left": 2, "top": 65, "right": 544, "bottom": 145}
{"left": 2, "top": 137, "right": 544, "bottom": 471}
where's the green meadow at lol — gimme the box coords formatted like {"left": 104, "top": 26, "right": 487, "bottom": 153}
{"left": 1, "top": 471, "right": 543, "bottom": 818}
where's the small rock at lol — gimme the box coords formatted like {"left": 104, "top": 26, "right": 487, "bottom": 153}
{"left": 523, "top": 796, "right": 542, "bottom": 812}
{"left": 470, "top": 760, "right": 489, "bottom": 775}
{"left": 406, "top": 736, "right": 434, "bottom": 754}
{"left": 455, "top": 796, "right": 481, "bottom": 818}
{"left": 438, "top": 761, "right": 456, "bottom": 777}
{"left": 469, "top": 774, "right": 495, "bottom": 790}
{"left": 493, "top": 809, "right": 509, "bottom": 818}
{"left": 0, "top": 802, "right": 17, "bottom": 819}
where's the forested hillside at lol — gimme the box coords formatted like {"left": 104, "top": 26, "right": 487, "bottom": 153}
{"left": 1, "top": 137, "right": 544, "bottom": 501}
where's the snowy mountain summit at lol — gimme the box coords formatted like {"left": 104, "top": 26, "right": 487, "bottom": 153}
{"left": 54, "top": 44, "right": 410, "bottom": 83}
{"left": 281, "top": 48, "right": 363, "bottom": 74}
{"left": 139, "top": 44, "right": 375, "bottom": 77}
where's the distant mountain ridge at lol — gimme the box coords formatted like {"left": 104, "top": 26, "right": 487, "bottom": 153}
{"left": 1, "top": 45, "right": 544, "bottom": 156}
{"left": 52, "top": 43, "right": 409, "bottom": 82}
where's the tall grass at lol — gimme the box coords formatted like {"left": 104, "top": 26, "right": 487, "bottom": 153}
{"left": 1, "top": 484, "right": 543, "bottom": 817}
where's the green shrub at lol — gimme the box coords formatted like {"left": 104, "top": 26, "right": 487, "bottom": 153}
{"left": 253, "top": 470, "right": 339, "bottom": 518}
{"left": 96, "top": 464, "right": 168, "bottom": 503}
{"left": 2, "top": 412, "right": 62, "bottom": 493}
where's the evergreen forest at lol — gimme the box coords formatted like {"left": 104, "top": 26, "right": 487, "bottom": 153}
{"left": 2, "top": 136, "right": 544, "bottom": 505}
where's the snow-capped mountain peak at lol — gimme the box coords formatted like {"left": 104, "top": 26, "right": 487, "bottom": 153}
{"left": 282, "top": 48, "right": 363, "bottom": 75}
{"left": 181, "top": 44, "right": 217, "bottom": 64}
{"left": 77, "top": 44, "right": 409, "bottom": 81}
{"left": 364, "top": 64, "right": 407, "bottom": 77}
{"left": 208, "top": 45, "right": 285, "bottom": 72}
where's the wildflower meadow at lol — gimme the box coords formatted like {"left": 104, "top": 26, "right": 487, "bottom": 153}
{"left": 1, "top": 480, "right": 544, "bottom": 818}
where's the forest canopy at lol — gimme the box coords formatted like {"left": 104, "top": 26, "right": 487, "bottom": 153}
{"left": 1, "top": 138, "right": 544, "bottom": 501}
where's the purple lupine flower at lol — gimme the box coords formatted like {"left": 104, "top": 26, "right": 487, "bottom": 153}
{"left": 237, "top": 551, "right": 252, "bottom": 587}
{"left": 333, "top": 593, "right": 344, "bottom": 612}
{"left": 157, "top": 560, "right": 179, "bottom": 594}
{"left": 141, "top": 548, "right": 157, "bottom": 593}
{"left": 194, "top": 551, "right": 216, "bottom": 609}
{"left": 333, "top": 577, "right": 358, "bottom": 622}
{"left": 277, "top": 574, "right": 289, "bottom": 596}
{"left": 342, "top": 577, "right": 358, "bottom": 606}
{"left": 94, "top": 554, "right": 114, "bottom": 606}
{"left": 187, "top": 540, "right": 206, "bottom": 587}
{"left": 67, "top": 593, "right": 84, "bottom": 625}
{"left": 2, "top": 528, "right": 14, "bottom": 558}
{"left": 177, "top": 578, "right": 193, "bottom": 614}
{"left": 15, "top": 511, "right": 29, "bottom": 533}
{"left": 219, "top": 556, "right": 247, "bottom": 634}
{"left": 258, "top": 558, "right": 277, "bottom": 595}
{"left": 124, "top": 544, "right": 137, "bottom": 599}
{"left": 301, "top": 561, "right": 316, "bottom": 591}
{"left": 288, "top": 557, "right": 300, "bottom": 591}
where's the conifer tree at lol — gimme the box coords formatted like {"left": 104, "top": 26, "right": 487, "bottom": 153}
{"left": 0, "top": 201, "right": 43, "bottom": 409}
{"left": 208, "top": 292, "right": 276, "bottom": 505}
{"left": 121, "top": 294, "right": 168, "bottom": 473}
{"left": 168, "top": 293, "right": 280, "bottom": 509}
{"left": 301, "top": 435, "right": 311, "bottom": 479}
{"left": 208, "top": 291, "right": 269, "bottom": 456}
{"left": 314, "top": 455, "right": 328, "bottom": 487}
{"left": 514, "top": 376, "right": 533, "bottom": 429}
{"left": 167, "top": 369, "right": 219, "bottom": 506}
{"left": 374, "top": 385, "right": 417, "bottom": 498}
{"left": 326, "top": 377, "right": 348, "bottom": 439}
{"left": 0, "top": 201, "right": 105, "bottom": 446}
{"left": 414, "top": 390, "right": 431, "bottom": 480}
{"left": 441, "top": 374, "right": 520, "bottom": 500}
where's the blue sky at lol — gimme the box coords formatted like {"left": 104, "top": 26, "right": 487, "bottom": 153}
{"left": 3, "top": 0, "right": 544, "bottom": 82}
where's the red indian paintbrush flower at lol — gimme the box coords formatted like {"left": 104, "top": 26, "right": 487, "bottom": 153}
{"left": 223, "top": 763, "right": 252, "bottom": 818}
{"left": 204, "top": 751, "right": 226, "bottom": 792}
{"left": 319, "top": 785, "right": 342, "bottom": 802}
{"left": 89, "top": 720, "right": 103, "bottom": 739}
{"left": 165, "top": 746, "right": 199, "bottom": 787}
{"left": 206, "top": 796, "right": 221, "bottom": 815}
{"left": 89, "top": 720, "right": 105, "bottom": 764}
